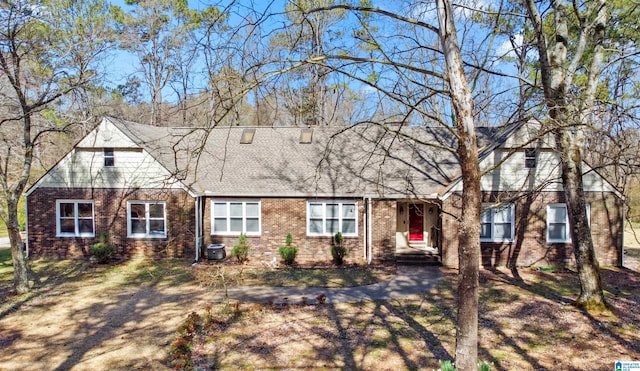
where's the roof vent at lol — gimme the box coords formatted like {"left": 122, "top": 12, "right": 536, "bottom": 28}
{"left": 240, "top": 128, "right": 256, "bottom": 144}
{"left": 299, "top": 128, "right": 313, "bottom": 144}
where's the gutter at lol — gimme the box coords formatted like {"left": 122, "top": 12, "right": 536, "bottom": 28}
{"left": 24, "top": 193, "right": 29, "bottom": 258}
{"left": 367, "top": 197, "right": 373, "bottom": 265}
{"left": 621, "top": 203, "right": 626, "bottom": 268}
{"left": 194, "top": 196, "right": 203, "bottom": 263}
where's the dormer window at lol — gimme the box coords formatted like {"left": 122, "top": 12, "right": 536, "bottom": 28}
{"left": 524, "top": 148, "right": 537, "bottom": 169}
{"left": 240, "top": 129, "right": 255, "bottom": 144}
{"left": 104, "top": 148, "right": 114, "bottom": 167}
{"left": 300, "top": 128, "right": 313, "bottom": 144}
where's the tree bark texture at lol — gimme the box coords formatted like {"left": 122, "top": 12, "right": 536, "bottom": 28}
{"left": 436, "top": 0, "right": 482, "bottom": 369}
{"left": 523, "top": 0, "right": 607, "bottom": 310}
{"left": 8, "top": 201, "right": 29, "bottom": 293}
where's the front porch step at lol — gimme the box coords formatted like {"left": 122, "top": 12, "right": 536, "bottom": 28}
{"left": 395, "top": 250, "right": 441, "bottom": 265}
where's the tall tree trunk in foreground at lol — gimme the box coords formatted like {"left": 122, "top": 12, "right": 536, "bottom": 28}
{"left": 436, "top": 0, "right": 482, "bottom": 369}
{"left": 523, "top": 0, "right": 607, "bottom": 310}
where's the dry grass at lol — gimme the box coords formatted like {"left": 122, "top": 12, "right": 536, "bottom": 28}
{"left": 187, "top": 267, "right": 640, "bottom": 370}
{"left": 0, "top": 251, "right": 639, "bottom": 370}
{"left": 193, "top": 261, "right": 396, "bottom": 289}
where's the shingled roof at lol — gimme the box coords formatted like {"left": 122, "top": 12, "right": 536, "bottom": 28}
{"left": 107, "top": 117, "right": 510, "bottom": 198}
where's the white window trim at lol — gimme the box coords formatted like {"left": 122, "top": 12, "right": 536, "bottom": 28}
{"left": 210, "top": 200, "right": 262, "bottom": 236}
{"left": 104, "top": 148, "right": 115, "bottom": 167}
{"left": 524, "top": 148, "right": 537, "bottom": 169}
{"left": 480, "top": 203, "right": 515, "bottom": 242}
{"left": 546, "top": 203, "right": 591, "bottom": 243}
{"left": 306, "top": 201, "right": 358, "bottom": 237}
{"left": 127, "top": 201, "right": 167, "bottom": 238}
{"left": 56, "top": 200, "right": 95, "bottom": 237}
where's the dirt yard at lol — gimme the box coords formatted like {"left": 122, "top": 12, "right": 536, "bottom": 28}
{"left": 0, "top": 237, "right": 639, "bottom": 370}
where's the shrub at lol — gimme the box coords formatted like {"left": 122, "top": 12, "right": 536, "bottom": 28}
{"left": 90, "top": 233, "right": 115, "bottom": 263}
{"left": 331, "top": 232, "right": 348, "bottom": 265}
{"left": 231, "top": 233, "right": 250, "bottom": 263}
{"left": 168, "top": 311, "right": 202, "bottom": 370}
{"left": 278, "top": 232, "right": 298, "bottom": 265}
{"left": 439, "top": 360, "right": 455, "bottom": 371}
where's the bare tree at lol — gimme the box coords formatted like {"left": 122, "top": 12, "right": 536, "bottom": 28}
{"left": 0, "top": 0, "right": 115, "bottom": 293}
{"left": 435, "top": 1, "right": 482, "bottom": 368}
{"left": 523, "top": 0, "right": 609, "bottom": 310}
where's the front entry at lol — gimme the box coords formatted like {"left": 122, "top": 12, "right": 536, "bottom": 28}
{"left": 409, "top": 204, "right": 424, "bottom": 242}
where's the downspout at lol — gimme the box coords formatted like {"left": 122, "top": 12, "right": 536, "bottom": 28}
{"left": 194, "top": 196, "right": 202, "bottom": 263}
{"left": 24, "top": 193, "right": 29, "bottom": 258}
{"left": 367, "top": 197, "right": 373, "bottom": 265}
{"left": 362, "top": 197, "right": 367, "bottom": 261}
{"left": 621, "top": 201, "right": 626, "bottom": 268}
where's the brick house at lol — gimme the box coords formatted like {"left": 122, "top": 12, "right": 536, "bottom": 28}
{"left": 24, "top": 117, "right": 625, "bottom": 268}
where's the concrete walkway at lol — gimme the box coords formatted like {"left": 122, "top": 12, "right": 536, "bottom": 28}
{"left": 220, "top": 265, "right": 443, "bottom": 304}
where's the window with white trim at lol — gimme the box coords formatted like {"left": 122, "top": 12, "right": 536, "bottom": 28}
{"left": 480, "top": 204, "right": 514, "bottom": 242}
{"left": 211, "top": 200, "right": 261, "bottom": 235}
{"left": 546, "top": 203, "right": 591, "bottom": 243}
{"left": 127, "top": 201, "right": 166, "bottom": 238}
{"left": 104, "top": 148, "right": 114, "bottom": 167}
{"left": 56, "top": 200, "right": 95, "bottom": 237}
{"left": 524, "top": 148, "right": 537, "bottom": 168}
{"left": 307, "top": 201, "right": 357, "bottom": 236}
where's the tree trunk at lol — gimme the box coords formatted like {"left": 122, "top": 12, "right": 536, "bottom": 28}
{"left": 558, "top": 130, "right": 607, "bottom": 310}
{"left": 524, "top": 0, "right": 608, "bottom": 311}
{"left": 436, "top": 0, "right": 481, "bottom": 369}
{"left": 7, "top": 200, "right": 29, "bottom": 293}
{"left": 455, "top": 145, "right": 481, "bottom": 371}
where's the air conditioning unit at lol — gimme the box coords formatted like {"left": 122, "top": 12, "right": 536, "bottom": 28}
{"left": 206, "top": 244, "right": 226, "bottom": 261}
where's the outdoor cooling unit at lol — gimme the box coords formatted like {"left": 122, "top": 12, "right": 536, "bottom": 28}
{"left": 207, "top": 243, "right": 226, "bottom": 260}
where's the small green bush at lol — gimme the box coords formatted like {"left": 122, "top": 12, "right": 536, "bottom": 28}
{"left": 331, "top": 232, "right": 348, "bottom": 265}
{"left": 90, "top": 233, "right": 115, "bottom": 263}
{"left": 439, "top": 360, "right": 455, "bottom": 371}
{"left": 231, "top": 233, "right": 250, "bottom": 263}
{"left": 278, "top": 232, "right": 298, "bottom": 265}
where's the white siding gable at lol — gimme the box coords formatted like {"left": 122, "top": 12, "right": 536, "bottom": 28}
{"left": 27, "top": 118, "right": 188, "bottom": 193}
{"left": 449, "top": 123, "right": 620, "bottom": 195}
{"left": 77, "top": 118, "right": 138, "bottom": 148}
{"left": 479, "top": 148, "right": 563, "bottom": 192}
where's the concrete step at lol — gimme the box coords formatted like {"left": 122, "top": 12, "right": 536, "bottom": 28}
{"left": 395, "top": 251, "right": 441, "bottom": 265}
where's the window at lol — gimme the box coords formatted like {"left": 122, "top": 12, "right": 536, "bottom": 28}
{"left": 240, "top": 129, "right": 255, "bottom": 144}
{"left": 480, "top": 204, "right": 514, "bottom": 242}
{"left": 307, "top": 201, "right": 357, "bottom": 236}
{"left": 56, "top": 200, "right": 95, "bottom": 237}
{"left": 300, "top": 128, "right": 313, "bottom": 144}
{"left": 546, "top": 203, "right": 591, "bottom": 243}
{"left": 127, "top": 201, "right": 166, "bottom": 238}
{"left": 524, "top": 148, "right": 537, "bottom": 168}
{"left": 104, "top": 148, "right": 115, "bottom": 167}
{"left": 211, "top": 200, "right": 261, "bottom": 235}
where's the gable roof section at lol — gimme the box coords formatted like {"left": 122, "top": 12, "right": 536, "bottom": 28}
{"left": 25, "top": 117, "right": 197, "bottom": 196}
{"left": 29, "top": 117, "right": 620, "bottom": 200}
{"left": 108, "top": 120, "right": 502, "bottom": 198}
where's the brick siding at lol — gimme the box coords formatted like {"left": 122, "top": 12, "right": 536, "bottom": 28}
{"left": 27, "top": 188, "right": 196, "bottom": 259}
{"left": 441, "top": 191, "right": 623, "bottom": 268}
{"left": 203, "top": 198, "right": 366, "bottom": 263}
{"left": 370, "top": 200, "right": 397, "bottom": 260}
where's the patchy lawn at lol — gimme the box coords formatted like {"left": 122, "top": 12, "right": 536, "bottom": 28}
{"left": 181, "top": 266, "right": 640, "bottom": 370}
{"left": 0, "top": 253, "right": 639, "bottom": 370}
{"left": 193, "top": 262, "right": 396, "bottom": 288}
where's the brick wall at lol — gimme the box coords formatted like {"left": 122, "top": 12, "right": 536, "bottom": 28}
{"left": 27, "top": 188, "right": 196, "bottom": 259}
{"left": 441, "top": 191, "right": 623, "bottom": 268}
{"left": 371, "top": 200, "right": 397, "bottom": 260}
{"left": 203, "top": 197, "right": 366, "bottom": 263}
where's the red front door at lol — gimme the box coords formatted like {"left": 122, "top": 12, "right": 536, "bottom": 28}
{"left": 409, "top": 204, "right": 424, "bottom": 242}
